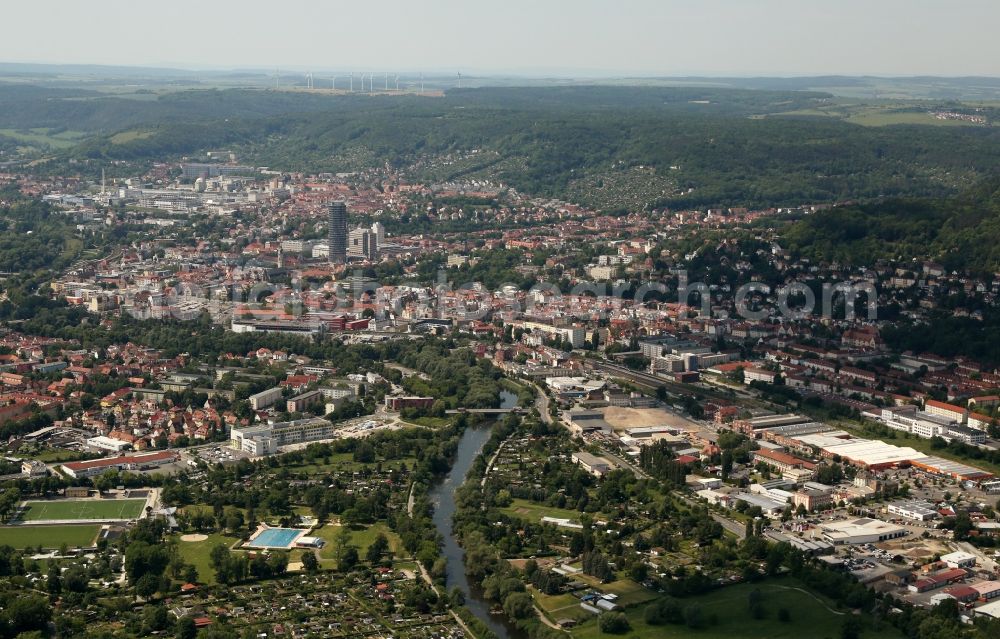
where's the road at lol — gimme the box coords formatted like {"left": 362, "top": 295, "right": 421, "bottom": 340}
{"left": 528, "top": 381, "right": 552, "bottom": 425}
{"left": 481, "top": 440, "right": 507, "bottom": 487}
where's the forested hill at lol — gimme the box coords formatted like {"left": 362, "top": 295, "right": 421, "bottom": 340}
{"left": 6, "top": 82, "right": 1000, "bottom": 208}
{"left": 783, "top": 178, "right": 1000, "bottom": 274}
{"left": 0, "top": 83, "right": 367, "bottom": 133}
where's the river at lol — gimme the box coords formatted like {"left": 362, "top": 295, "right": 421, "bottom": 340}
{"left": 428, "top": 389, "right": 527, "bottom": 639}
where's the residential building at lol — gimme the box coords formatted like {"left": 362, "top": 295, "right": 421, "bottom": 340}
{"left": 249, "top": 387, "right": 284, "bottom": 411}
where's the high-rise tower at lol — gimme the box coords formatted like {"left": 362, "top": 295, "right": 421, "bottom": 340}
{"left": 328, "top": 201, "right": 348, "bottom": 264}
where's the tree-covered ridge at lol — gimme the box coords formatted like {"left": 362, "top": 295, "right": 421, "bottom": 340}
{"left": 783, "top": 177, "right": 1000, "bottom": 274}
{"left": 0, "top": 83, "right": 986, "bottom": 208}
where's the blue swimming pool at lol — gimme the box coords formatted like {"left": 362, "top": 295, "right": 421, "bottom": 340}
{"left": 246, "top": 528, "right": 301, "bottom": 548}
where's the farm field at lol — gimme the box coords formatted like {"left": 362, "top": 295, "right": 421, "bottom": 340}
{"left": 0, "top": 127, "right": 88, "bottom": 149}
{"left": 20, "top": 498, "right": 147, "bottom": 521}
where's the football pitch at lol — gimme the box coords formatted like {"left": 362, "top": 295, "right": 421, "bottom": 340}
{"left": 19, "top": 498, "right": 147, "bottom": 522}
{"left": 0, "top": 525, "right": 100, "bottom": 549}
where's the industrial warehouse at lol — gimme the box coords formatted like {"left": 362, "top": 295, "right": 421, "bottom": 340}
{"left": 744, "top": 421, "right": 994, "bottom": 483}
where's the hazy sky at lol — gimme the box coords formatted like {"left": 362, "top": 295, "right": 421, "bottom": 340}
{"left": 6, "top": 0, "right": 1000, "bottom": 76}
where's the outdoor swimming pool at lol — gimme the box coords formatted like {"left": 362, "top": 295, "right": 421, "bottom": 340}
{"left": 246, "top": 527, "right": 302, "bottom": 549}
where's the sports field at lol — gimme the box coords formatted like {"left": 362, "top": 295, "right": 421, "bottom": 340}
{"left": 0, "top": 525, "right": 100, "bottom": 549}
{"left": 19, "top": 498, "right": 147, "bottom": 522}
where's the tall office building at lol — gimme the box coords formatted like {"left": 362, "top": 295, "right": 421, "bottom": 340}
{"left": 328, "top": 201, "right": 348, "bottom": 264}
{"left": 348, "top": 227, "right": 378, "bottom": 260}
{"left": 371, "top": 221, "right": 386, "bottom": 246}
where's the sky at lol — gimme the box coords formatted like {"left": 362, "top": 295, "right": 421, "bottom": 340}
{"left": 5, "top": 0, "right": 1000, "bottom": 77}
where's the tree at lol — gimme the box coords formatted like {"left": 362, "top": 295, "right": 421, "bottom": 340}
{"left": 4, "top": 595, "right": 52, "bottom": 636}
{"left": 353, "top": 441, "right": 376, "bottom": 463}
{"left": 366, "top": 532, "right": 390, "bottom": 564}
{"left": 503, "top": 592, "right": 535, "bottom": 620}
{"left": 953, "top": 511, "right": 973, "bottom": 541}
{"left": 684, "top": 603, "right": 704, "bottom": 629}
{"left": 644, "top": 597, "right": 683, "bottom": 625}
{"left": 629, "top": 562, "right": 649, "bottom": 583}
{"left": 175, "top": 616, "right": 197, "bottom": 639}
{"left": 840, "top": 617, "right": 862, "bottom": 639}
{"left": 338, "top": 546, "right": 359, "bottom": 572}
{"left": 143, "top": 605, "right": 171, "bottom": 633}
{"left": 301, "top": 551, "right": 319, "bottom": 573}
{"left": 599, "top": 611, "right": 631, "bottom": 634}
{"left": 135, "top": 573, "right": 161, "bottom": 599}
{"left": 125, "top": 541, "right": 170, "bottom": 585}
{"left": 63, "top": 565, "right": 89, "bottom": 593}
{"left": 721, "top": 450, "right": 734, "bottom": 478}
{"left": 46, "top": 563, "right": 61, "bottom": 595}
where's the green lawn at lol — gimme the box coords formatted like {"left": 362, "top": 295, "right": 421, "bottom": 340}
{"left": 170, "top": 533, "right": 240, "bottom": 585}
{"left": 402, "top": 416, "right": 452, "bottom": 428}
{"left": 23, "top": 448, "right": 92, "bottom": 463}
{"left": 501, "top": 498, "right": 587, "bottom": 524}
{"left": 565, "top": 578, "right": 902, "bottom": 639}
{"left": 20, "top": 499, "right": 147, "bottom": 521}
{"left": 0, "top": 525, "right": 100, "bottom": 549}
{"left": 313, "top": 522, "right": 403, "bottom": 561}
{"left": 275, "top": 453, "right": 418, "bottom": 475}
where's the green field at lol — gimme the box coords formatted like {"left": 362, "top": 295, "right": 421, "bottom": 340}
{"left": 562, "top": 579, "right": 902, "bottom": 639}
{"left": 0, "top": 525, "right": 100, "bottom": 549}
{"left": 0, "top": 127, "right": 88, "bottom": 150}
{"left": 109, "top": 130, "right": 155, "bottom": 144}
{"left": 501, "top": 498, "right": 587, "bottom": 524}
{"left": 20, "top": 498, "right": 147, "bottom": 522}
{"left": 170, "top": 533, "right": 240, "bottom": 585}
{"left": 845, "top": 110, "right": 973, "bottom": 127}
{"left": 275, "top": 453, "right": 419, "bottom": 476}
{"left": 770, "top": 104, "right": 983, "bottom": 128}
{"left": 314, "top": 522, "right": 403, "bottom": 561}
